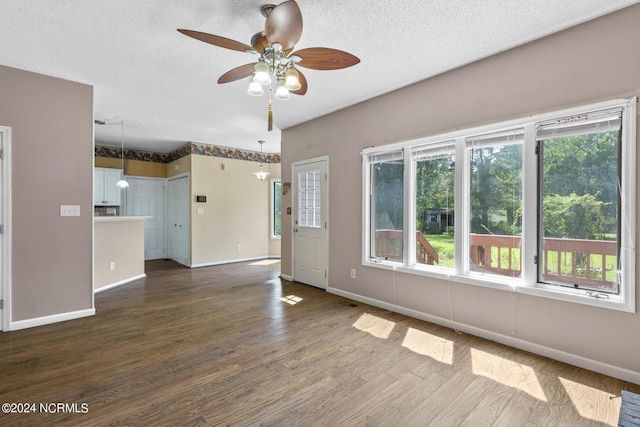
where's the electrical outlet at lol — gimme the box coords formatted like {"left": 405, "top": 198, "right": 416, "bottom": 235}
{"left": 350, "top": 268, "right": 356, "bottom": 279}
{"left": 110, "top": 262, "right": 115, "bottom": 271}
{"left": 236, "top": 244, "right": 242, "bottom": 251}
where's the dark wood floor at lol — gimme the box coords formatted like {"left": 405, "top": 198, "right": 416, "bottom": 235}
{"left": 1, "top": 259, "right": 638, "bottom": 426}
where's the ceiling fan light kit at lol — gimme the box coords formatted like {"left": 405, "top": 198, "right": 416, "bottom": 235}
{"left": 178, "top": 0, "right": 359, "bottom": 131}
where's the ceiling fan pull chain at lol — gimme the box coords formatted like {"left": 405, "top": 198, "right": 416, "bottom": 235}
{"left": 268, "top": 88, "right": 273, "bottom": 132}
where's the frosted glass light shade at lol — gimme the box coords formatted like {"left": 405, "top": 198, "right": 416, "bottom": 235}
{"left": 247, "top": 80, "right": 264, "bottom": 96}
{"left": 253, "top": 61, "right": 271, "bottom": 85}
{"left": 275, "top": 79, "right": 290, "bottom": 100}
{"left": 253, "top": 170, "right": 270, "bottom": 181}
{"left": 116, "top": 179, "right": 129, "bottom": 188}
{"left": 284, "top": 68, "right": 301, "bottom": 91}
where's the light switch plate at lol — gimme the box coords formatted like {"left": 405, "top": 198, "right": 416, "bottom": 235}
{"left": 60, "top": 205, "right": 81, "bottom": 216}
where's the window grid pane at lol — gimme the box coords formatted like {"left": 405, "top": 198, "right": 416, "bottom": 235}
{"left": 298, "top": 170, "right": 321, "bottom": 228}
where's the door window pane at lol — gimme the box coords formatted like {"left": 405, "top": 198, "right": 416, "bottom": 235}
{"left": 298, "top": 170, "right": 321, "bottom": 228}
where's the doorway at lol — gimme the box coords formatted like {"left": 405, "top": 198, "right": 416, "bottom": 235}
{"left": 125, "top": 177, "right": 166, "bottom": 260}
{"left": 167, "top": 174, "right": 190, "bottom": 266}
{"left": 292, "top": 157, "right": 328, "bottom": 289}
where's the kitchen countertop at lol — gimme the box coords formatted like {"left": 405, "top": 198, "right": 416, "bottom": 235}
{"left": 94, "top": 215, "right": 152, "bottom": 222}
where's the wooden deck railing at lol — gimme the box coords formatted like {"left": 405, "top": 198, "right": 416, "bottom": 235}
{"left": 541, "top": 237, "right": 617, "bottom": 288}
{"left": 416, "top": 232, "right": 439, "bottom": 265}
{"left": 376, "top": 230, "right": 617, "bottom": 290}
{"left": 469, "top": 234, "right": 521, "bottom": 277}
{"left": 374, "top": 229, "right": 439, "bottom": 265}
{"left": 470, "top": 234, "right": 617, "bottom": 290}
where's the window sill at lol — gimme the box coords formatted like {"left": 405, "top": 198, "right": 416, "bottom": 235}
{"left": 517, "top": 285, "right": 633, "bottom": 313}
{"left": 363, "top": 260, "right": 634, "bottom": 313}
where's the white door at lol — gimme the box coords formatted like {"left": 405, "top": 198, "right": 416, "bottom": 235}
{"left": 167, "top": 175, "right": 190, "bottom": 266}
{"left": 293, "top": 158, "right": 328, "bottom": 289}
{"left": 126, "top": 178, "right": 166, "bottom": 260}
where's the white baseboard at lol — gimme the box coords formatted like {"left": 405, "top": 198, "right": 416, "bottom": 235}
{"left": 94, "top": 274, "right": 146, "bottom": 294}
{"left": 328, "top": 287, "right": 640, "bottom": 385}
{"left": 190, "top": 256, "right": 274, "bottom": 268}
{"left": 280, "top": 274, "right": 293, "bottom": 281}
{"left": 9, "top": 308, "right": 96, "bottom": 331}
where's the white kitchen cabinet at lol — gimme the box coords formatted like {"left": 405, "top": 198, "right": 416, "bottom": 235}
{"left": 94, "top": 168, "right": 123, "bottom": 206}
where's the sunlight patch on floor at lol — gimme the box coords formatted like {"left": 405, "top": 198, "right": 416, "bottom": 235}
{"left": 471, "top": 348, "right": 547, "bottom": 401}
{"left": 401, "top": 327, "right": 453, "bottom": 364}
{"left": 559, "top": 377, "right": 618, "bottom": 425}
{"left": 352, "top": 313, "right": 396, "bottom": 339}
{"left": 280, "top": 295, "right": 303, "bottom": 305}
{"left": 250, "top": 259, "right": 281, "bottom": 266}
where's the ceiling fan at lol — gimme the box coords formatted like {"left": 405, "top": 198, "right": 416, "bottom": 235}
{"left": 178, "top": 0, "right": 359, "bottom": 131}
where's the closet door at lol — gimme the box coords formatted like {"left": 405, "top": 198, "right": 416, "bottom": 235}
{"left": 126, "top": 178, "right": 165, "bottom": 260}
{"left": 167, "top": 175, "right": 190, "bottom": 266}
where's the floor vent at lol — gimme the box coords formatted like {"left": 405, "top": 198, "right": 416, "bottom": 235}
{"left": 340, "top": 300, "right": 359, "bottom": 307}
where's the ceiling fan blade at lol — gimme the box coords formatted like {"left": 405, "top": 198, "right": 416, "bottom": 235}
{"left": 178, "top": 29, "right": 252, "bottom": 52}
{"left": 293, "top": 47, "right": 360, "bottom": 70}
{"left": 290, "top": 70, "right": 307, "bottom": 96}
{"left": 265, "top": 0, "right": 303, "bottom": 52}
{"left": 217, "top": 63, "right": 255, "bottom": 84}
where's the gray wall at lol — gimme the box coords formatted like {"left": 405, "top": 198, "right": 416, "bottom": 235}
{"left": 0, "top": 65, "right": 93, "bottom": 323}
{"left": 281, "top": 4, "right": 640, "bottom": 377}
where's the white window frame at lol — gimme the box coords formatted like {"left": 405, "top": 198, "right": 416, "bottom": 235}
{"left": 366, "top": 150, "right": 405, "bottom": 266}
{"left": 362, "top": 97, "right": 636, "bottom": 312}
{"left": 270, "top": 178, "right": 281, "bottom": 240}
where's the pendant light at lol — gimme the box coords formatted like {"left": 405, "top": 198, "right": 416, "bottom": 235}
{"left": 116, "top": 121, "right": 129, "bottom": 188}
{"left": 94, "top": 119, "right": 129, "bottom": 188}
{"left": 253, "top": 140, "right": 270, "bottom": 181}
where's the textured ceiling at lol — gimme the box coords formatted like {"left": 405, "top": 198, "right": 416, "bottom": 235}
{"left": 1, "top": 0, "right": 638, "bottom": 154}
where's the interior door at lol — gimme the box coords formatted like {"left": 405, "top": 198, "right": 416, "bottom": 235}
{"left": 293, "top": 158, "right": 328, "bottom": 289}
{"left": 126, "top": 177, "right": 165, "bottom": 260}
{"left": 167, "top": 175, "right": 190, "bottom": 266}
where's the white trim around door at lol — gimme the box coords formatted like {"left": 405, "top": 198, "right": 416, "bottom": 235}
{"left": 291, "top": 156, "right": 329, "bottom": 289}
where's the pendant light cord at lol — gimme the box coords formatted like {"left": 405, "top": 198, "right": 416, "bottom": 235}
{"left": 120, "top": 122, "right": 125, "bottom": 170}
